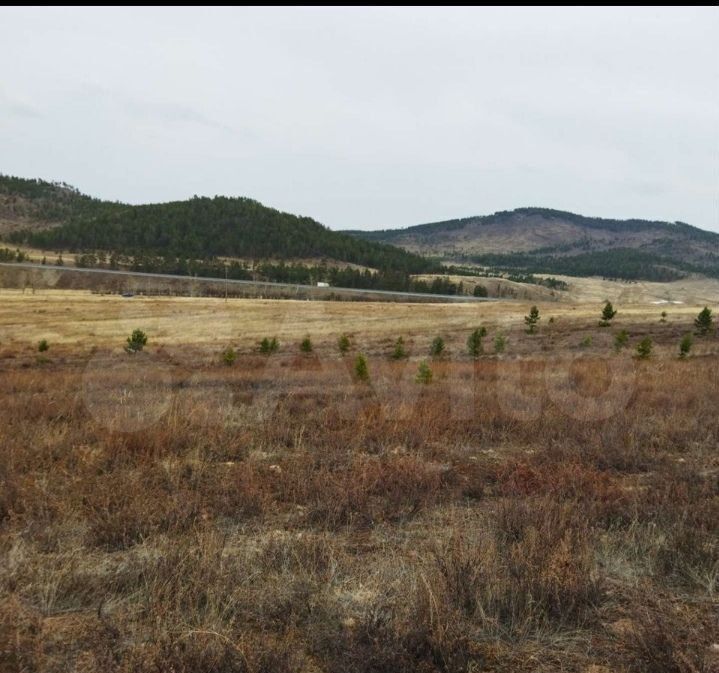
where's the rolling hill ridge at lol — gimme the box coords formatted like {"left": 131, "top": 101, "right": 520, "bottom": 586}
{"left": 349, "top": 208, "right": 719, "bottom": 281}
{"left": 0, "top": 175, "right": 434, "bottom": 274}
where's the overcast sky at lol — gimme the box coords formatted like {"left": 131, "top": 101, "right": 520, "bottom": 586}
{"left": 1, "top": 7, "right": 717, "bottom": 232}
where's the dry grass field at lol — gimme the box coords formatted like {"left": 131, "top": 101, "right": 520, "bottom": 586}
{"left": 1, "top": 290, "right": 718, "bottom": 672}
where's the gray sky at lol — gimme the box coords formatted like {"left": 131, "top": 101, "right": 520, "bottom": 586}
{"left": 1, "top": 7, "right": 717, "bottom": 232}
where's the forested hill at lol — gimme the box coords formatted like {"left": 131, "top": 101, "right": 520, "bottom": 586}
{"left": 348, "top": 207, "right": 719, "bottom": 281}
{"left": 1, "top": 175, "right": 436, "bottom": 274}
{"left": 0, "top": 174, "right": 122, "bottom": 232}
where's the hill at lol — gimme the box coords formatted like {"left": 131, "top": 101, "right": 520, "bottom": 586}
{"left": 1, "top": 175, "right": 448, "bottom": 293}
{"left": 0, "top": 175, "right": 121, "bottom": 234}
{"left": 349, "top": 207, "right": 719, "bottom": 281}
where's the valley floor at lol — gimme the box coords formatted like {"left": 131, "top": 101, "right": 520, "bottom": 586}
{"left": 1, "top": 292, "right": 718, "bottom": 672}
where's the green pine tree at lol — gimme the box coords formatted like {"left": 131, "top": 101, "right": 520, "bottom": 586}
{"left": 338, "top": 334, "right": 351, "bottom": 355}
{"left": 694, "top": 306, "right": 714, "bottom": 336}
{"left": 679, "top": 334, "right": 692, "bottom": 359}
{"left": 415, "top": 360, "right": 433, "bottom": 384}
{"left": 354, "top": 354, "right": 369, "bottom": 382}
{"left": 391, "top": 337, "right": 408, "bottom": 359}
{"left": 525, "top": 306, "right": 540, "bottom": 334}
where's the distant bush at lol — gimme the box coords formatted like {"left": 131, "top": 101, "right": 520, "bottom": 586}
{"left": 260, "top": 337, "right": 279, "bottom": 354}
{"left": 579, "top": 336, "right": 592, "bottom": 348}
{"left": 125, "top": 329, "right": 147, "bottom": 353}
{"left": 599, "top": 300, "right": 617, "bottom": 326}
{"left": 300, "top": 336, "right": 313, "bottom": 353}
{"left": 415, "top": 360, "right": 433, "bottom": 384}
{"left": 679, "top": 334, "right": 692, "bottom": 359}
{"left": 694, "top": 306, "right": 714, "bottom": 336}
{"left": 614, "top": 330, "right": 629, "bottom": 353}
{"left": 636, "top": 337, "right": 653, "bottom": 360}
{"left": 37, "top": 339, "right": 49, "bottom": 353}
{"left": 391, "top": 336, "right": 407, "bottom": 360}
{"left": 429, "top": 336, "right": 445, "bottom": 357}
{"left": 467, "top": 327, "right": 487, "bottom": 358}
{"left": 473, "top": 284, "right": 488, "bottom": 297}
{"left": 222, "top": 346, "right": 237, "bottom": 366}
{"left": 494, "top": 334, "right": 507, "bottom": 354}
{"left": 525, "top": 305, "right": 540, "bottom": 334}
{"left": 354, "top": 354, "right": 369, "bottom": 382}
{"left": 337, "top": 334, "right": 350, "bottom": 355}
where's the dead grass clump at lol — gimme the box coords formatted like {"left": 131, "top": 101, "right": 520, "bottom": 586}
{"left": 616, "top": 595, "right": 718, "bottom": 673}
{"left": 279, "top": 454, "right": 456, "bottom": 529}
{"left": 83, "top": 469, "right": 202, "bottom": 550}
{"left": 434, "top": 499, "right": 603, "bottom": 639}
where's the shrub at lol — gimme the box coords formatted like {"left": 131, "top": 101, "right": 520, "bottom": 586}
{"left": 614, "top": 329, "right": 629, "bottom": 353}
{"left": 260, "top": 337, "right": 279, "bottom": 354}
{"left": 221, "top": 346, "right": 236, "bottom": 366}
{"left": 494, "top": 334, "right": 507, "bottom": 354}
{"left": 337, "top": 334, "right": 350, "bottom": 355}
{"left": 467, "top": 327, "right": 487, "bottom": 358}
{"left": 300, "top": 336, "right": 312, "bottom": 353}
{"left": 391, "top": 336, "right": 407, "bottom": 360}
{"left": 525, "top": 305, "right": 540, "bottom": 334}
{"left": 600, "top": 300, "right": 617, "bottom": 326}
{"left": 636, "top": 337, "right": 653, "bottom": 360}
{"left": 125, "top": 329, "right": 148, "bottom": 353}
{"left": 353, "top": 354, "right": 369, "bottom": 382}
{"left": 660, "top": 310, "right": 668, "bottom": 323}
{"left": 678, "top": 333, "right": 692, "bottom": 359}
{"left": 416, "top": 360, "right": 433, "bottom": 384}
{"left": 429, "top": 336, "right": 445, "bottom": 357}
{"left": 473, "top": 284, "right": 488, "bottom": 297}
{"left": 694, "top": 306, "right": 714, "bottom": 336}
{"left": 37, "top": 339, "right": 49, "bottom": 353}
{"left": 580, "top": 335, "right": 592, "bottom": 348}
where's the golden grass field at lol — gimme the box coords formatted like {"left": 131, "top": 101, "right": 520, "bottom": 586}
{"left": 1, "top": 289, "right": 717, "bottom": 673}
{"left": 0, "top": 288, "right": 712, "bottom": 348}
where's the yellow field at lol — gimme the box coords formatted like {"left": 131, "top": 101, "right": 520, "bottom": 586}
{"left": 0, "top": 288, "right": 710, "bottom": 348}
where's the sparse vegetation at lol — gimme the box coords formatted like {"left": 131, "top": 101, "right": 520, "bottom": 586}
{"left": 580, "top": 335, "right": 592, "bottom": 348}
{"left": 125, "top": 328, "right": 148, "bottom": 353}
{"left": 415, "top": 359, "right": 433, "bottom": 383}
{"left": 391, "top": 336, "right": 407, "bottom": 359}
{"left": 429, "top": 335, "right": 445, "bottom": 357}
{"left": 599, "top": 300, "right": 617, "bottom": 326}
{"left": 259, "top": 336, "right": 279, "bottom": 354}
{"left": 614, "top": 329, "right": 630, "bottom": 353}
{"left": 494, "top": 333, "right": 507, "bottom": 353}
{"left": 1, "top": 293, "right": 717, "bottom": 673}
{"left": 300, "top": 335, "right": 313, "bottom": 353}
{"left": 37, "top": 339, "right": 49, "bottom": 353}
{"left": 466, "top": 327, "right": 487, "bottom": 357}
{"left": 679, "top": 333, "right": 692, "bottom": 359}
{"left": 353, "top": 353, "right": 369, "bottom": 382}
{"left": 525, "top": 305, "right": 540, "bottom": 333}
{"left": 694, "top": 306, "right": 714, "bottom": 336}
{"left": 337, "top": 334, "right": 350, "bottom": 355}
{"left": 221, "top": 346, "right": 236, "bottom": 366}
{"left": 636, "top": 336, "right": 653, "bottom": 359}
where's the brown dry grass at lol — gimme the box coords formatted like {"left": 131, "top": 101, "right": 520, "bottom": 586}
{"left": 1, "top": 295, "right": 718, "bottom": 672}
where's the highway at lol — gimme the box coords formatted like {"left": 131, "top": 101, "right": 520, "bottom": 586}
{"left": 0, "top": 262, "right": 497, "bottom": 303}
